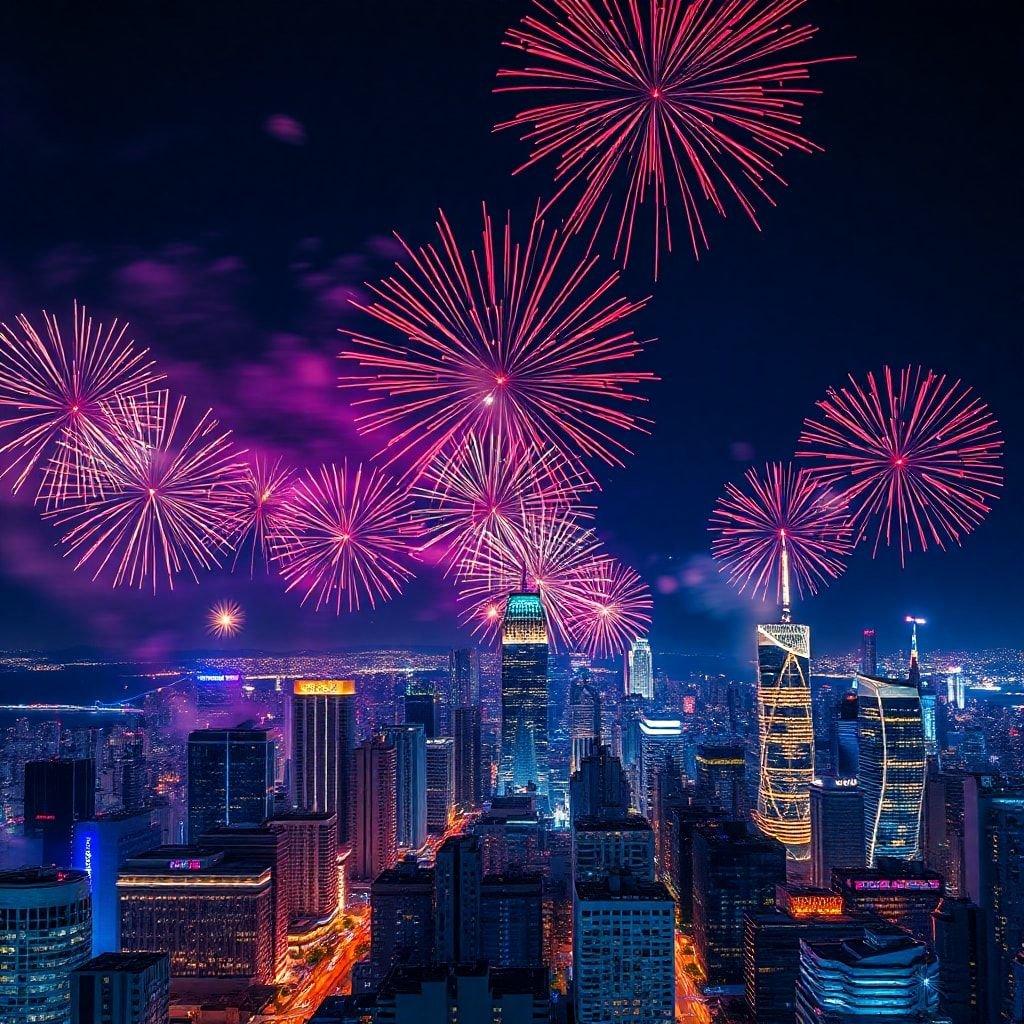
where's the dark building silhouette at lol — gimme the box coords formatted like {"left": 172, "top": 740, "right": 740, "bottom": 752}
{"left": 662, "top": 797, "right": 722, "bottom": 926}
{"left": 569, "top": 744, "right": 631, "bottom": 824}
{"left": 434, "top": 834, "right": 482, "bottom": 965}
{"left": 809, "top": 777, "right": 864, "bottom": 889}
{"left": 829, "top": 691, "right": 859, "bottom": 780}
{"left": 24, "top": 757, "right": 96, "bottom": 866}
{"left": 405, "top": 693, "right": 439, "bottom": 739}
{"left": 186, "top": 727, "right": 273, "bottom": 842}
{"left": 449, "top": 648, "right": 480, "bottom": 709}
{"left": 573, "top": 815, "right": 655, "bottom": 883}
{"left": 453, "top": 706, "right": 483, "bottom": 809}
{"left": 695, "top": 743, "right": 747, "bottom": 818}
{"left": 932, "top": 897, "right": 986, "bottom": 1024}
{"left": 72, "top": 951, "right": 169, "bottom": 1024}
{"left": 370, "top": 855, "right": 435, "bottom": 982}
{"left": 480, "top": 870, "right": 543, "bottom": 968}
{"left": 692, "top": 821, "right": 787, "bottom": 990}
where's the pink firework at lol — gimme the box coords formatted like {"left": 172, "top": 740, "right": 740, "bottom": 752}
{"left": 565, "top": 555, "right": 652, "bottom": 656}
{"left": 0, "top": 302, "right": 163, "bottom": 504}
{"left": 496, "top": 0, "right": 843, "bottom": 274}
{"left": 458, "top": 504, "right": 601, "bottom": 646}
{"left": 340, "top": 205, "right": 655, "bottom": 480}
{"left": 273, "top": 461, "right": 419, "bottom": 613}
{"left": 709, "top": 462, "right": 851, "bottom": 609}
{"left": 225, "top": 455, "right": 296, "bottom": 577}
{"left": 47, "top": 390, "right": 246, "bottom": 592}
{"left": 412, "top": 431, "right": 593, "bottom": 577}
{"left": 797, "top": 366, "right": 1003, "bottom": 564}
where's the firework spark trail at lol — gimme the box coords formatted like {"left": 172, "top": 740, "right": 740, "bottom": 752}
{"left": 225, "top": 455, "right": 296, "bottom": 577}
{"left": 709, "top": 462, "right": 851, "bottom": 605}
{"left": 0, "top": 302, "right": 163, "bottom": 505}
{"left": 797, "top": 366, "right": 1003, "bottom": 565}
{"left": 273, "top": 461, "right": 420, "bottom": 613}
{"left": 412, "top": 431, "right": 593, "bottom": 578}
{"left": 496, "top": 0, "right": 844, "bottom": 275}
{"left": 46, "top": 389, "right": 247, "bottom": 592}
{"left": 565, "top": 555, "right": 652, "bottom": 656}
{"left": 340, "top": 204, "right": 656, "bottom": 481}
{"left": 458, "top": 502, "right": 601, "bottom": 646}
{"left": 207, "top": 600, "right": 245, "bottom": 637}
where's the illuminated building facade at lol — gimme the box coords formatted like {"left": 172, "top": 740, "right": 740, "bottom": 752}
{"left": 269, "top": 812, "right": 339, "bottom": 931}
{"left": 626, "top": 638, "right": 653, "bottom": 700}
{"left": 946, "top": 666, "right": 966, "bottom": 710}
{"left": 855, "top": 674, "right": 926, "bottom": 865}
{"left": 498, "top": 593, "right": 549, "bottom": 799}
{"left": 809, "top": 778, "right": 864, "bottom": 889}
{"left": 449, "top": 648, "right": 480, "bottom": 708}
{"left": 384, "top": 723, "right": 428, "bottom": 851}
{"left": 425, "top": 737, "right": 455, "bottom": 834}
{"left": 569, "top": 676, "right": 602, "bottom": 776}
{"left": 24, "top": 757, "right": 96, "bottom": 867}
{"left": 186, "top": 727, "right": 274, "bottom": 843}
{"left": 573, "top": 873, "right": 675, "bottom": 1024}
{"left": 695, "top": 743, "right": 747, "bottom": 818}
{"left": 795, "top": 925, "right": 939, "bottom": 1024}
{"left": 860, "top": 628, "right": 877, "bottom": 677}
{"left": 117, "top": 847, "right": 275, "bottom": 983}
{"left": 755, "top": 622, "right": 814, "bottom": 863}
{"left": 72, "top": 951, "right": 169, "bottom": 1024}
{"left": 0, "top": 867, "right": 92, "bottom": 1024}
{"left": 352, "top": 736, "right": 398, "bottom": 883}
{"left": 572, "top": 815, "right": 655, "bottom": 883}
{"left": 637, "top": 718, "right": 686, "bottom": 819}
{"left": 832, "top": 862, "right": 944, "bottom": 945}
{"left": 71, "top": 811, "right": 161, "bottom": 956}
{"left": 290, "top": 679, "right": 356, "bottom": 848}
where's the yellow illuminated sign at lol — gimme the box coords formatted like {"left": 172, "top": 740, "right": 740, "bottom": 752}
{"left": 293, "top": 679, "right": 356, "bottom": 697}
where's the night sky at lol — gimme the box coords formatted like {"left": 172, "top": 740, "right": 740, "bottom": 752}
{"left": 0, "top": 0, "right": 1019, "bottom": 660}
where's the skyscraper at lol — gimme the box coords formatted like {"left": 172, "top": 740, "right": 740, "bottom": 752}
{"left": 859, "top": 628, "right": 877, "bottom": 676}
{"left": 946, "top": 666, "right": 966, "bottom": 710}
{"left": 569, "top": 744, "right": 632, "bottom": 823}
{"left": 24, "top": 758, "right": 96, "bottom": 867}
{"left": 569, "top": 675, "right": 602, "bottom": 775}
{"left": 186, "top": 727, "right": 274, "bottom": 842}
{"left": 809, "top": 778, "right": 864, "bottom": 889}
{"left": 626, "top": 637, "right": 654, "bottom": 700}
{"left": 480, "top": 870, "right": 544, "bottom": 968}
{"left": 384, "top": 724, "right": 428, "bottom": 851}
{"left": 856, "top": 674, "right": 926, "bottom": 865}
{"left": 636, "top": 717, "right": 686, "bottom": 818}
{"left": 931, "top": 897, "right": 986, "bottom": 1024}
{"left": 829, "top": 691, "right": 859, "bottom": 780}
{"left": 0, "top": 867, "right": 92, "bottom": 1024}
{"left": 755, "top": 621, "right": 815, "bottom": 865}
{"left": 352, "top": 737, "right": 398, "bottom": 883}
{"left": 573, "top": 815, "right": 655, "bottom": 883}
{"left": 370, "top": 855, "right": 435, "bottom": 981}
{"left": 833, "top": 860, "right": 944, "bottom": 945}
{"left": 269, "top": 812, "right": 339, "bottom": 930}
{"left": 449, "top": 648, "right": 480, "bottom": 708}
{"left": 695, "top": 743, "right": 747, "bottom": 818}
{"left": 573, "top": 872, "right": 675, "bottom": 1024}
{"left": 72, "top": 952, "right": 169, "bottom": 1024}
{"left": 498, "top": 593, "right": 549, "bottom": 799}
{"left": 453, "top": 706, "right": 483, "bottom": 809}
{"left": 425, "top": 737, "right": 455, "bottom": 834}
{"left": 405, "top": 693, "right": 439, "bottom": 739}
{"left": 434, "top": 834, "right": 483, "bottom": 965}
{"left": 290, "top": 679, "right": 356, "bottom": 848}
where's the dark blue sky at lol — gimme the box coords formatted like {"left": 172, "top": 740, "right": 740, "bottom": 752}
{"left": 0, "top": 0, "right": 1019, "bottom": 659}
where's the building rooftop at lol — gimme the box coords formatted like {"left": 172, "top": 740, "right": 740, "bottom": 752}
{"left": 0, "top": 866, "right": 88, "bottom": 888}
{"left": 575, "top": 872, "right": 672, "bottom": 902}
{"left": 76, "top": 952, "right": 168, "bottom": 974}
{"left": 802, "top": 925, "right": 931, "bottom": 968}
{"left": 574, "top": 814, "right": 652, "bottom": 833}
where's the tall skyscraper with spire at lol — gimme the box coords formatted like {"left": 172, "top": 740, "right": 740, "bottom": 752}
{"left": 754, "top": 535, "right": 814, "bottom": 867}
{"left": 498, "top": 592, "right": 549, "bottom": 800}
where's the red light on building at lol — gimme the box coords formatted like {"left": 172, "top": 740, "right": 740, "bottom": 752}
{"left": 682, "top": 696, "right": 696, "bottom": 715}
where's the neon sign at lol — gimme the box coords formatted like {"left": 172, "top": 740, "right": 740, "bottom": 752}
{"left": 168, "top": 859, "right": 203, "bottom": 871}
{"left": 851, "top": 879, "right": 941, "bottom": 892}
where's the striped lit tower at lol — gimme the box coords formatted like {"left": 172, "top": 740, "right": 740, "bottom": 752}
{"left": 498, "top": 592, "right": 549, "bottom": 800}
{"left": 754, "top": 536, "right": 815, "bottom": 868}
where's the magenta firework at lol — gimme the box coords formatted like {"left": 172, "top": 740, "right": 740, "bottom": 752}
{"left": 496, "top": 0, "right": 840, "bottom": 274}
{"left": 412, "top": 431, "right": 592, "bottom": 578}
{"left": 226, "top": 455, "right": 296, "bottom": 577}
{"left": 797, "top": 366, "right": 1004, "bottom": 564}
{"left": 565, "top": 555, "right": 652, "bottom": 656}
{"left": 340, "top": 205, "right": 655, "bottom": 481}
{"left": 47, "top": 390, "right": 246, "bottom": 592}
{"left": 273, "top": 461, "right": 420, "bottom": 613}
{"left": 0, "top": 303, "right": 163, "bottom": 505}
{"left": 709, "top": 462, "right": 851, "bottom": 606}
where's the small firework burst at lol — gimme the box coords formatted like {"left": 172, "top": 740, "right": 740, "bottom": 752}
{"left": 273, "top": 461, "right": 420, "bottom": 613}
{"left": 207, "top": 600, "right": 245, "bottom": 638}
{"left": 225, "top": 455, "right": 296, "bottom": 577}
{"left": 797, "top": 366, "right": 1003, "bottom": 565}
{"left": 565, "top": 556, "right": 652, "bottom": 657}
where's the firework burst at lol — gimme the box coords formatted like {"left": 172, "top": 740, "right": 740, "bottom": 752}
{"left": 47, "top": 390, "right": 246, "bottom": 592}
{"left": 797, "top": 366, "right": 1003, "bottom": 565}
{"left": 273, "top": 461, "right": 419, "bottom": 613}
{"left": 0, "top": 302, "right": 163, "bottom": 504}
{"left": 709, "top": 462, "right": 851, "bottom": 610}
{"left": 207, "top": 600, "right": 245, "bottom": 638}
{"left": 340, "top": 205, "right": 655, "bottom": 480}
{"left": 225, "top": 455, "right": 296, "bottom": 577}
{"left": 458, "top": 504, "right": 601, "bottom": 646}
{"left": 565, "top": 555, "right": 652, "bottom": 656}
{"left": 412, "top": 431, "right": 592, "bottom": 577}
{"left": 496, "top": 0, "right": 843, "bottom": 274}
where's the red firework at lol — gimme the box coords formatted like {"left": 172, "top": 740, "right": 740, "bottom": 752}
{"left": 273, "top": 461, "right": 419, "bottom": 613}
{"left": 565, "top": 555, "right": 652, "bottom": 656}
{"left": 496, "top": 0, "right": 843, "bottom": 274}
{"left": 340, "top": 205, "right": 655, "bottom": 480}
{"left": 458, "top": 504, "right": 601, "bottom": 646}
{"left": 797, "top": 366, "right": 1003, "bottom": 565}
{"left": 0, "top": 302, "right": 163, "bottom": 504}
{"left": 47, "top": 390, "right": 246, "bottom": 592}
{"left": 709, "top": 462, "right": 851, "bottom": 607}
{"left": 225, "top": 455, "right": 296, "bottom": 577}
{"left": 412, "top": 431, "right": 592, "bottom": 577}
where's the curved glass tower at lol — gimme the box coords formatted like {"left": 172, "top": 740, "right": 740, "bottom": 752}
{"left": 498, "top": 592, "right": 549, "bottom": 799}
{"left": 755, "top": 621, "right": 814, "bottom": 863}
{"left": 856, "top": 673, "right": 926, "bottom": 865}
